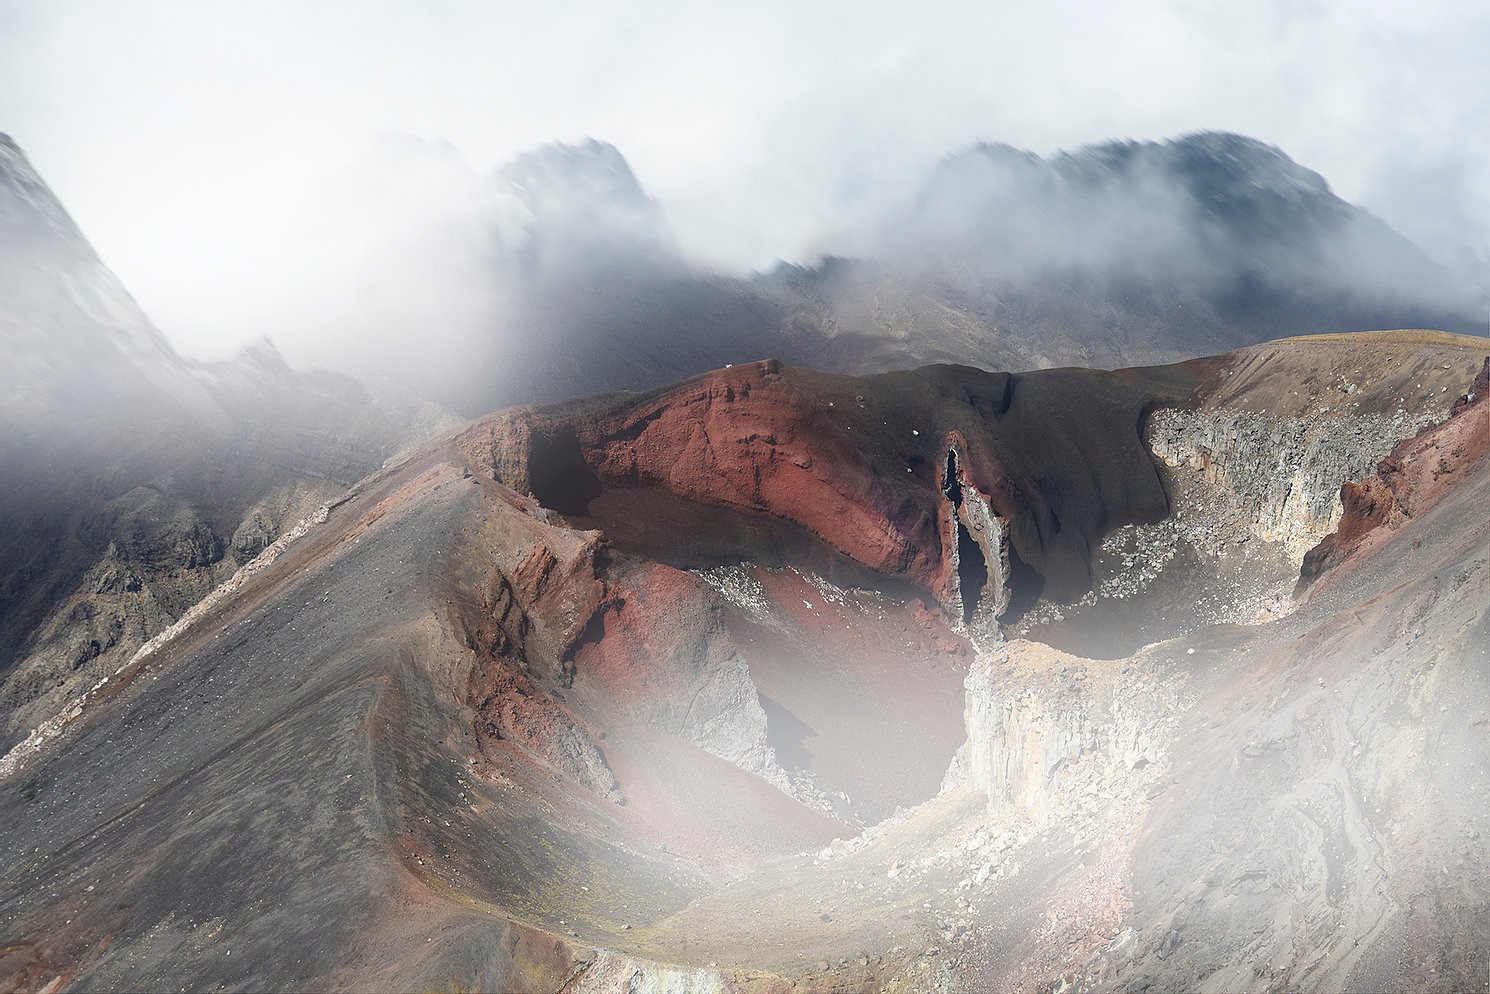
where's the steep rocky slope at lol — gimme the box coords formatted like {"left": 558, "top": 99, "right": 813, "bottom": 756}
{"left": 1011, "top": 330, "right": 1487, "bottom": 657}
{"left": 0, "top": 136, "right": 457, "bottom": 754}
{"left": 3, "top": 331, "right": 1486, "bottom": 992}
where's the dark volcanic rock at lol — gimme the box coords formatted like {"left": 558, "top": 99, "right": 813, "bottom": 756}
{"left": 459, "top": 359, "right": 1197, "bottom": 612}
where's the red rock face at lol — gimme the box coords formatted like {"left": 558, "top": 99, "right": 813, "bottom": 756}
{"left": 578, "top": 362, "right": 946, "bottom": 587}
{"left": 466, "top": 658, "right": 623, "bottom": 803}
{"left": 445, "top": 441, "right": 978, "bottom": 827}
{"left": 572, "top": 563, "right": 728, "bottom": 699}
{"left": 441, "top": 358, "right": 1189, "bottom": 839}
{"left": 459, "top": 360, "right": 1181, "bottom": 612}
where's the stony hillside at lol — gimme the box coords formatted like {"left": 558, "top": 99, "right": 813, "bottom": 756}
{"left": 0, "top": 135, "right": 457, "bottom": 755}
{"left": 2, "top": 330, "right": 1485, "bottom": 992}
{"left": 2, "top": 130, "right": 1487, "bottom": 993}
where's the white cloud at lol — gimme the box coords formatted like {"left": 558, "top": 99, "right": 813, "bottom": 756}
{"left": 0, "top": 0, "right": 1485, "bottom": 358}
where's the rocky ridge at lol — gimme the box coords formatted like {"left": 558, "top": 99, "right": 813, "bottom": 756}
{"left": 0, "top": 137, "right": 458, "bottom": 753}
{"left": 1011, "top": 333, "right": 1486, "bottom": 656}
{"left": 3, "top": 334, "right": 1488, "bottom": 993}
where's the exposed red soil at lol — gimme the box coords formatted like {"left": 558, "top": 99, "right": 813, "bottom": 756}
{"left": 465, "top": 660, "right": 623, "bottom": 803}
{"left": 570, "top": 562, "right": 732, "bottom": 699}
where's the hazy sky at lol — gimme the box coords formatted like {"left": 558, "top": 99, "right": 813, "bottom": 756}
{"left": 2, "top": 0, "right": 1487, "bottom": 360}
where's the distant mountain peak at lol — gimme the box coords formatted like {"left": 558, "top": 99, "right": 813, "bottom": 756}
{"left": 896, "top": 129, "right": 1475, "bottom": 313}
{"left": 0, "top": 133, "right": 100, "bottom": 263}
{"left": 489, "top": 137, "right": 678, "bottom": 278}
{"left": 0, "top": 134, "right": 191, "bottom": 416}
{"left": 500, "top": 138, "right": 648, "bottom": 200}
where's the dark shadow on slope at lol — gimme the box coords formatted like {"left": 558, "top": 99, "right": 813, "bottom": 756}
{"left": 1000, "top": 543, "right": 1046, "bottom": 624}
{"left": 758, "top": 692, "right": 817, "bottom": 770}
{"left": 955, "top": 518, "right": 988, "bottom": 626}
{"left": 527, "top": 426, "right": 603, "bottom": 516}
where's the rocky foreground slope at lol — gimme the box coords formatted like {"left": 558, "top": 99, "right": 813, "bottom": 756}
{"left": 1, "top": 330, "right": 1486, "bottom": 992}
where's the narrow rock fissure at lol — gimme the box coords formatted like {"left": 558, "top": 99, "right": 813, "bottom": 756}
{"left": 955, "top": 519, "right": 988, "bottom": 626}
{"left": 943, "top": 448, "right": 993, "bottom": 627}
{"left": 941, "top": 449, "right": 961, "bottom": 505}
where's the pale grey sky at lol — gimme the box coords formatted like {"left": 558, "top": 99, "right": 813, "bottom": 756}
{"left": 2, "top": 0, "right": 1486, "bottom": 359}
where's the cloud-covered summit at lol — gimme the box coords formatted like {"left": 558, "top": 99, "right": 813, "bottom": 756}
{"left": 197, "top": 129, "right": 1485, "bottom": 416}
{"left": 888, "top": 132, "right": 1477, "bottom": 316}
{"left": 491, "top": 138, "right": 678, "bottom": 280}
{"left": 5, "top": 129, "right": 1482, "bottom": 420}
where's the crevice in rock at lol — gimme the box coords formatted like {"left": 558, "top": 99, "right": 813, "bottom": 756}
{"left": 941, "top": 446, "right": 1013, "bottom": 633}
{"left": 527, "top": 426, "right": 602, "bottom": 516}
{"left": 955, "top": 518, "right": 989, "bottom": 627}
{"left": 942, "top": 449, "right": 962, "bottom": 505}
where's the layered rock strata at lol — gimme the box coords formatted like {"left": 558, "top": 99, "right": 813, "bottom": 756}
{"left": 456, "top": 360, "right": 1181, "bottom": 624}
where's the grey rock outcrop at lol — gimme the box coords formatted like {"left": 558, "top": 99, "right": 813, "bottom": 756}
{"left": 1146, "top": 408, "right": 1432, "bottom": 565}
{"left": 0, "top": 136, "right": 457, "bottom": 753}
{"left": 949, "top": 641, "right": 1180, "bottom": 830}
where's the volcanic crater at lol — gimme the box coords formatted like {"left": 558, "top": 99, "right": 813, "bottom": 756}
{"left": 3, "top": 333, "right": 1489, "bottom": 992}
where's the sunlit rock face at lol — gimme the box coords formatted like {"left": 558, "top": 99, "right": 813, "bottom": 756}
{"left": 1009, "top": 331, "right": 1490, "bottom": 657}
{"left": 1146, "top": 407, "right": 1423, "bottom": 564}
{"left": 950, "top": 641, "right": 1179, "bottom": 827}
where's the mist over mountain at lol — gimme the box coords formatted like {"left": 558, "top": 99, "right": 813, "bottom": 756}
{"left": 4, "top": 126, "right": 1490, "bottom": 992}
{"left": 491, "top": 138, "right": 679, "bottom": 280}
{"left": 273, "top": 130, "right": 1485, "bottom": 417}
{"left": 0, "top": 135, "right": 200, "bottom": 427}
{"left": 0, "top": 135, "right": 454, "bottom": 752}
{"left": 892, "top": 133, "right": 1465, "bottom": 298}
{"left": 880, "top": 132, "right": 1479, "bottom": 334}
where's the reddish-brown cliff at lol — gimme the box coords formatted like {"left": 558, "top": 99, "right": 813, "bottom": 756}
{"left": 458, "top": 360, "right": 1187, "bottom": 611}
